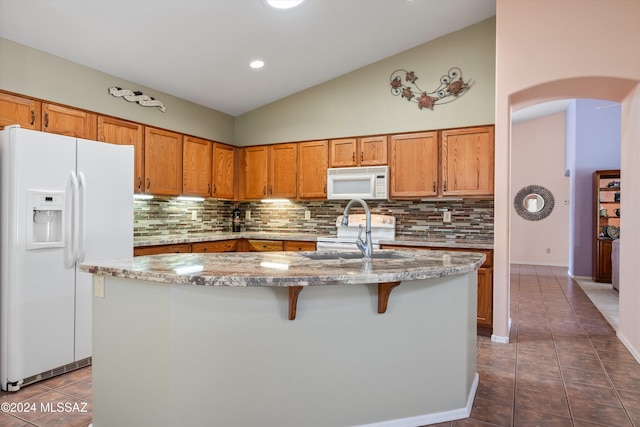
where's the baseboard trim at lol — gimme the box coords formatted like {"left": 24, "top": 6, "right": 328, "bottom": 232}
{"left": 617, "top": 331, "right": 640, "bottom": 364}
{"left": 491, "top": 317, "right": 511, "bottom": 344}
{"left": 353, "top": 373, "right": 479, "bottom": 427}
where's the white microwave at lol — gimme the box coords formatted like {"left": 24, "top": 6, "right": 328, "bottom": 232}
{"left": 327, "top": 166, "right": 388, "bottom": 200}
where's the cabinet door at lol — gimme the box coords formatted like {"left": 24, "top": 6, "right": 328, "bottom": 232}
{"left": 298, "top": 140, "right": 328, "bottom": 199}
{"left": 359, "top": 135, "right": 388, "bottom": 166}
{"left": 244, "top": 146, "right": 268, "bottom": 199}
{"left": 0, "top": 92, "right": 41, "bottom": 130}
{"left": 98, "top": 116, "right": 145, "bottom": 192}
{"left": 42, "top": 103, "right": 97, "bottom": 139}
{"left": 183, "top": 136, "right": 212, "bottom": 197}
{"left": 329, "top": 138, "right": 357, "bottom": 167}
{"left": 269, "top": 143, "right": 297, "bottom": 198}
{"left": 441, "top": 126, "right": 494, "bottom": 196}
{"left": 213, "top": 143, "right": 236, "bottom": 199}
{"left": 144, "top": 127, "right": 183, "bottom": 196}
{"left": 389, "top": 132, "right": 438, "bottom": 198}
{"left": 476, "top": 268, "right": 493, "bottom": 328}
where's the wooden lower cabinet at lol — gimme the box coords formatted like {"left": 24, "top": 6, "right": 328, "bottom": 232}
{"left": 593, "top": 239, "right": 613, "bottom": 283}
{"left": 192, "top": 240, "right": 238, "bottom": 253}
{"left": 284, "top": 241, "right": 316, "bottom": 251}
{"left": 381, "top": 244, "right": 493, "bottom": 334}
{"left": 136, "top": 238, "right": 318, "bottom": 256}
{"left": 246, "top": 240, "right": 284, "bottom": 252}
{"left": 134, "top": 243, "right": 192, "bottom": 256}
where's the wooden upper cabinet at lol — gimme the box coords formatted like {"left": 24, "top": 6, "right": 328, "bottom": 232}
{"left": 389, "top": 132, "right": 438, "bottom": 198}
{"left": 0, "top": 92, "right": 41, "bottom": 130}
{"left": 97, "top": 116, "right": 145, "bottom": 192}
{"left": 212, "top": 143, "right": 236, "bottom": 200}
{"left": 144, "top": 127, "right": 183, "bottom": 196}
{"left": 298, "top": 140, "right": 328, "bottom": 199}
{"left": 359, "top": 135, "right": 388, "bottom": 166}
{"left": 329, "top": 138, "right": 357, "bottom": 167}
{"left": 183, "top": 136, "right": 213, "bottom": 197}
{"left": 268, "top": 143, "right": 297, "bottom": 198}
{"left": 244, "top": 146, "right": 268, "bottom": 199}
{"left": 329, "top": 136, "right": 387, "bottom": 167}
{"left": 440, "top": 126, "right": 494, "bottom": 196}
{"left": 42, "top": 103, "right": 97, "bottom": 139}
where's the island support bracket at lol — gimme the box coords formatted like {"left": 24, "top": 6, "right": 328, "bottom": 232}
{"left": 287, "top": 281, "right": 402, "bottom": 320}
{"left": 378, "top": 281, "right": 401, "bottom": 313}
{"left": 288, "top": 286, "right": 304, "bottom": 320}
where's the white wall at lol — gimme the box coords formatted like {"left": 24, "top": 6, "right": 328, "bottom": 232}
{"left": 511, "top": 112, "right": 569, "bottom": 266}
{"left": 495, "top": 0, "right": 640, "bottom": 355}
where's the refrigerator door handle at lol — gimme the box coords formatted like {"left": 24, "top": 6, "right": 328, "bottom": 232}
{"left": 77, "top": 172, "right": 88, "bottom": 263}
{"left": 64, "top": 171, "right": 79, "bottom": 268}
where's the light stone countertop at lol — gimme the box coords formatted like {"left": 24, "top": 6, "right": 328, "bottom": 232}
{"left": 134, "top": 231, "right": 494, "bottom": 250}
{"left": 80, "top": 249, "right": 486, "bottom": 287}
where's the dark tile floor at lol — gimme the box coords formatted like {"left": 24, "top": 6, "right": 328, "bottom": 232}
{"left": 1, "top": 264, "right": 638, "bottom": 426}
{"left": 428, "top": 264, "right": 640, "bottom": 427}
{"left": 0, "top": 366, "right": 91, "bottom": 427}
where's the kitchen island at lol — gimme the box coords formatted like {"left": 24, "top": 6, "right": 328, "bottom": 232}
{"left": 81, "top": 249, "right": 485, "bottom": 427}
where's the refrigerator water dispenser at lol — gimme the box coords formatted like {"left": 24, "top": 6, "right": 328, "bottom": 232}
{"left": 26, "top": 190, "right": 65, "bottom": 249}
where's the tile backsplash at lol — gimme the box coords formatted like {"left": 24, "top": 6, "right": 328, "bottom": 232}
{"left": 134, "top": 198, "right": 494, "bottom": 241}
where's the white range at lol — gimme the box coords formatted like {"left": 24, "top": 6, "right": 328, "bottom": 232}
{"left": 316, "top": 214, "right": 396, "bottom": 251}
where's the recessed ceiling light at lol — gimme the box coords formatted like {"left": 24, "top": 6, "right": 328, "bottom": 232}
{"left": 265, "top": 0, "right": 305, "bottom": 9}
{"left": 250, "top": 60, "right": 265, "bottom": 69}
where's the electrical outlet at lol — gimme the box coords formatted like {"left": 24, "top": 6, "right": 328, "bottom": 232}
{"left": 94, "top": 276, "right": 105, "bottom": 298}
{"left": 191, "top": 210, "right": 198, "bottom": 220}
{"left": 443, "top": 211, "right": 452, "bottom": 223}
{"left": 246, "top": 210, "right": 251, "bottom": 220}
{"left": 304, "top": 210, "right": 311, "bottom": 220}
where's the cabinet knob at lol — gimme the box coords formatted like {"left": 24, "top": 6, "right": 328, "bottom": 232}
{"left": 444, "top": 181, "right": 447, "bottom": 192}
{"left": 30, "top": 110, "right": 35, "bottom": 125}
{"left": 361, "top": 152, "right": 363, "bottom": 162}
{"left": 352, "top": 152, "right": 355, "bottom": 162}
{"left": 137, "top": 177, "right": 142, "bottom": 190}
{"left": 213, "top": 184, "right": 217, "bottom": 194}
{"left": 146, "top": 178, "right": 151, "bottom": 189}
{"left": 433, "top": 181, "right": 436, "bottom": 192}
{"left": 270, "top": 185, "right": 273, "bottom": 195}
{"left": 263, "top": 185, "right": 266, "bottom": 195}
{"left": 44, "top": 112, "right": 49, "bottom": 128}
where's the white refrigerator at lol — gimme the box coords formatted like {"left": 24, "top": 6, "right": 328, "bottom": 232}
{"left": 0, "top": 126, "right": 133, "bottom": 391}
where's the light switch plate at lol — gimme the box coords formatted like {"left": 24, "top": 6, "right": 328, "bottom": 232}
{"left": 443, "top": 211, "right": 452, "bottom": 223}
{"left": 94, "top": 276, "right": 105, "bottom": 298}
{"left": 304, "top": 210, "right": 311, "bottom": 220}
{"left": 246, "top": 210, "right": 251, "bottom": 220}
{"left": 191, "top": 210, "right": 198, "bottom": 220}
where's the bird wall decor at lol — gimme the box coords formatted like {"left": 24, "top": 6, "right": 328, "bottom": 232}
{"left": 108, "top": 87, "right": 166, "bottom": 112}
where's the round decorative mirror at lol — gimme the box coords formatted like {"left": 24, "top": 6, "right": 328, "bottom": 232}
{"left": 514, "top": 185, "right": 555, "bottom": 221}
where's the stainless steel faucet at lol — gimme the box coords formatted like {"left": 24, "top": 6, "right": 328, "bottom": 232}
{"left": 341, "top": 198, "right": 373, "bottom": 259}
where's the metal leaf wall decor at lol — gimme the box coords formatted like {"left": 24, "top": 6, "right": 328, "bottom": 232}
{"left": 389, "top": 67, "right": 473, "bottom": 110}
{"left": 108, "top": 87, "right": 166, "bottom": 112}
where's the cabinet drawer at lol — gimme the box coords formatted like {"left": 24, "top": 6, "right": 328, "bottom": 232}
{"left": 134, "top": 243, "right": 191, "bottom": 256}
{"left": 247, "top": 240, "right": 284, "bottom": 252}
{"left": 192, "top": 240, "right": 238, "bottom": 253}
{"left": 283, "top": 241, "right": 316, "bottom": 251}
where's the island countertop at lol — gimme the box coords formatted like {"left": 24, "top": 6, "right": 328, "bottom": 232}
{"left": 80, "top": 249, "right": 486, "bottom": 287}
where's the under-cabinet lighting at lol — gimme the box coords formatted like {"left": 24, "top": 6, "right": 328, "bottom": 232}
{"left": 260, "top": 261, "right": 290, "bottom": 270}
{"left": 261, "top": 198, "right": 290, "bottom": 203}
{"left": 134, "top": 194, "right": 154, "bottom": 200}
{"left": 177, "top": 196, "right": 205, "bottom": 202}
{"left": 174, "top": 264, "right": 204, "bottom": 275}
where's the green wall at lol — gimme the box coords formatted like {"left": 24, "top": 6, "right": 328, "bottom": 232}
{"left": 234, "top": 17, "right": 496, "bottom": 146}
{"left": 0, "top": 17, "right": 495, "bottom": 146}
{"left": 0, "top": 38, "right": 235, "bottom": 144}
